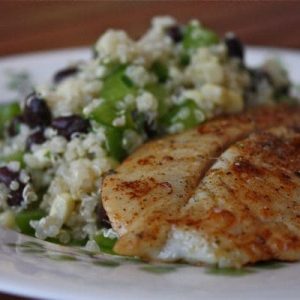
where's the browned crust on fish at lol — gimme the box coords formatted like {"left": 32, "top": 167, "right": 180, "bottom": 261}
{"left": 173, "top": 126, "right": 300, "bottom": 266}
{"left": 101, "top": 104, "right": 300, "bottom": 264}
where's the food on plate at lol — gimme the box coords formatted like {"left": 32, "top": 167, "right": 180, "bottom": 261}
{"left": 102, "top": 105, "right": 300, "bottom": 267}
{"left": 0, "top": 16, "right": 297, "bottom": 265}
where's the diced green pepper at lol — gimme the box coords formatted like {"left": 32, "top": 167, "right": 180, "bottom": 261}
{"left": 89, "top": 100, "right": 135, "bottom": 129}
{"left": 0, "top": 102, "right": 21, "bottom": 137}
{"left": 151, "top": 61, "right": 168, "bottom": 83}
{"left": 104, "top": 125, "right": 126, "bottom": 161}
{"left": 100, "top": 65, "right": 136, "bottom": 103}
{"left": 162, "top": 99, "right": 205, "bottom": 130}
{"left": 146, "top": 83, "right": 168, "bottom": 117}
{"left": 179, "top": 52, "right": 190, "bottom": 66}
{"left": 89, "top": 101, "right": 118, "bottom": 126}
{"left": 15, "top": 209, "right": 46, "bottom": 235}
{"left": 0, "top": 151, "right": 24, "bottom": 166}
{"left": 94, "top": 233, "right": 117, "bottom": 254}
{"left": 182, "top": 22, "right": 219, "bottom": 50}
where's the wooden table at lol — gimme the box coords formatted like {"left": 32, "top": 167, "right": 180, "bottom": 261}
{"left": 0, "top": 1, "right": 300, "bottom": 299}
{"left": 1, "top": 1, "right": 300, "bottom": 57}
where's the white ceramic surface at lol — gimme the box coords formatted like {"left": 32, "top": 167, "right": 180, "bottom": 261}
{"left": 0, "top": 47, "right": 300, "bottom": 300}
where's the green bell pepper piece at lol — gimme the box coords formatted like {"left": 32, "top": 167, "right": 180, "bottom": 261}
{"left": 0, "top": 102, "right": 21, "bottom": 137}
{"left": 151, "top": 61, "right": 168, "bottom": 83}
{"left": 145, "top": 83, "right": 168, "bottom": 117}
{"left": 15, "top": 209, "right": 46, "bottom": 235}
{"left": 94, "top": 233, "right": 117, "bottom": 254}
{"left": 89, "top": 101, "right": 135, "bottom": 129}
{"left": 104, "top": 125, "right": 126, "bottom": 161}
{"left": 100, "top": 65, "right": 136, "bottom": 103}
{"left": 162, "top": 99, "right": 204, "bottom": 130}
{"left": 0, "top": 151, "right": 24, "bottom": 166}
{"left": 179, "top": 52, "right": 190, "bottom": 66}
{"left": 183, "top": 23, "right": 219, "bottom": 50}
{"left": 89, "top": 101, "right": 118, "bottom": 126}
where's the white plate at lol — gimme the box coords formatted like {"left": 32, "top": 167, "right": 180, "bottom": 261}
{"left": 0, "top": 47, "right": 300, "bottom": 300}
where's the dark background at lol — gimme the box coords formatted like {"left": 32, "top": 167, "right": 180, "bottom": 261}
{"left": 0, "top": 1, "right": 299, "bottom": 299}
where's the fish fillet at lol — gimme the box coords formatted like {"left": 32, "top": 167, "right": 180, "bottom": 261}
{"left": 160, "top": 126, "right": 300, "bottom": 267}
{"left": 101, "top": 105, "right": 300, "bottom": 266}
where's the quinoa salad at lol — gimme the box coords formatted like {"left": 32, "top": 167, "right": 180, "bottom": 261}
{"left": 0, "top": 16, "right": 294, "bottom": 253}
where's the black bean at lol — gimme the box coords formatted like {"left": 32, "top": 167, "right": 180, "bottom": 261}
{"left": 248, "top": 68, "right": 289, "bottom": 101}
{"left": 7, "top": 187, "right": 25, "bottom": 207}
{"left": 51, "top": 115, "right": 90, "bottom": 140}
{"left": 23, "top": 93, "right": 52, "bottom": 128}
{"left": 0, "top": 167, "right": 25, "bottom": 207}
{"left": 26, "top": 129, "right": 46, "bottom": 150}
{"left": 250, "top": 69, "right": 271, "bottom": 82}
{"left": 225, "top": 33, "right": 244, "bottom": 61}
{"left": 144, "top": 120, "right": 157, "bottom": 138}
{"left": 248, "top": 69, "right": 272, "bottom": 93}
{"left": 96, "top": 204, "right": 111, "bottom": 229}
{"left": 166, "top": 25, "right": 183, "bottom": 43}
{"left": 131, "top": 110, "right": 158, "bottom": 138}
{"left": 0, "top": 166, "right": 19, "bottom": 187}
{"left": 276, "top": 84, "right": 290, "bottom": 95}
{"left": 53, "top": 66, "right": 78, "bottom": 84}
{"left": 273, "top": 84, "right": 290, "bottom": 99}
{"left": 7, "top": 115, "right": 24, "bottom": 137}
